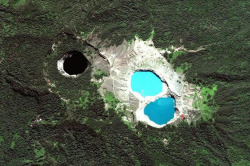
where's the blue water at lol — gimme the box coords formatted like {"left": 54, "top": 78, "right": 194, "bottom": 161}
{"left": 144, "top": 97, "right": 175, "bottom": 125}
{"left": 131, "top": 71, "right": 163, "bottom": 97}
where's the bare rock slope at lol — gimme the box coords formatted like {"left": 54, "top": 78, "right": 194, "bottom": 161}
{"left": 88, "top": 35, "right": 202, "bottom": 128}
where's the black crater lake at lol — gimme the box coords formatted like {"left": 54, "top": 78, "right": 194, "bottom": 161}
{"left": 63, "top": 50, "right": 89, "bottom": 75}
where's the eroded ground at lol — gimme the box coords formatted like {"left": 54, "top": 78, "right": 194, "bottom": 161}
{"left": 0, "top": 1, "right": 249, "bottom": 165}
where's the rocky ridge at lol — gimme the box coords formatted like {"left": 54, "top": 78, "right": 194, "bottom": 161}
{"left": 86, "top": 35, "right": 202, "bottom": 128}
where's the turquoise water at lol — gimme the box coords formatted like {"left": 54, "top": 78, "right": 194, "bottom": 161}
{"left": 131, "top": 71, "right": 163, "bottom": 97}
{"left": 144, "top": 97, "right": 175, "bottom": 125}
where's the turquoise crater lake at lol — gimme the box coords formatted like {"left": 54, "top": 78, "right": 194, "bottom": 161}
{"left": 131, "top": 71, "right": 163, "bottom": 97}
{"left": 144, "top": 97, "right": 175, "bottom": 125}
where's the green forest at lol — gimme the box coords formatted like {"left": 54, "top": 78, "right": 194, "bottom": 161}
{"left": 0, "top": 0, "right": 249, "bottom": 165}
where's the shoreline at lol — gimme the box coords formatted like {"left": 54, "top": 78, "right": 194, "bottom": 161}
{"left": 92, "top": 36, "right": 201, "bottom": 128}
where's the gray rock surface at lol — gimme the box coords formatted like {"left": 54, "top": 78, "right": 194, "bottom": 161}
{"left": 87, "top": 36, "right": 202, "bottom": 128}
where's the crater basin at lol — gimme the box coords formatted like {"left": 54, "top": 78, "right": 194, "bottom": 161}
{"left": 63, "top": 50, "right": 89, "bottom": 75}
{"left": 144, "top": 97, "right": 175, "bottom": 125}
{"left": 131, "top": 71, "right": 163, "bottom": 97}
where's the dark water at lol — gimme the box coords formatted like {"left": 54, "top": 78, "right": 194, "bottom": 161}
{"left": 63, "top": 50, "right": 89, "bottom": 75}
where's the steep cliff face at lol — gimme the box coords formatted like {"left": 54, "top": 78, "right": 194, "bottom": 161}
{"left": 0, "top": 0, "right": 249, "bottom": 165}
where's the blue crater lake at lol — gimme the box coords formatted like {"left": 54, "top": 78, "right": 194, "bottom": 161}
{"left": 131, "top": 71, "right": 163, "bottom": 97}
{"left": 144, "top": 97, "right": 175, "bottom": 125}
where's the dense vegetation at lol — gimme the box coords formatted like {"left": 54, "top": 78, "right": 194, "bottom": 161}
{"left": 0, "top": 0, "right": 249, "bottom": 165}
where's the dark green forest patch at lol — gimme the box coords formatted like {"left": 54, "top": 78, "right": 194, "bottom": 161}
{"left": 0, "top": 0, "right": 249, "bottom": 165}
